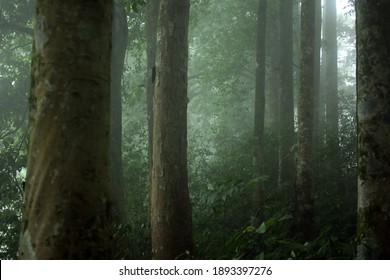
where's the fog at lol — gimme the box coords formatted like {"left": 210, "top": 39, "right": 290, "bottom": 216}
{"left": 0, "top": 0, "right": 358, "bottom": 259}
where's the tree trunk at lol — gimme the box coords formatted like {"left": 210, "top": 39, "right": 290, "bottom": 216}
{"left": 295, "top": 0, "right": 316, "bottom": 241}
{"left": 151, "top": 0, "right": 194, "bottom": 259}
{"left": 18, "top": 0, "right": 113, "bottom": 259}
{"left": 356, "top": 0, "right": 390, "bottom": 260}
{"left": 323, "top": 0, "right": 339, "bottom": 158}
{"left": 278, "top": 0, "right": 295, "bottom": 200}
{"left": 110, "top": 0, "right": 129, "bottom": 259}
{"left": 266, "top": 3, "right": 280, "bottom": 190}
{"left": 145, "top": 0, "right": 160, "bottom": 179}
{"left": 252, "top": 0, "right": 267, "bottom": 228}
{"left": 313, "top": 0, "right": 322, "bottom": 150}
{"left": 110, "top": 0, "right": 128, "bottom": 226}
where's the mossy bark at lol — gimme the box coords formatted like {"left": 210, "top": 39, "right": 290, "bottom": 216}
{"left": 151, "top": 0, "right": 194, "bottom": 259}
{"left": 19, "top": 0, "right": 113, "bottom": 259}
{"left": 356, "top": 0, "right": 390, "bottom": 259}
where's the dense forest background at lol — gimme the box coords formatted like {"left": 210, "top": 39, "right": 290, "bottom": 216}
{"left": 0, "top": 0, "right": 363, "bottom": 259}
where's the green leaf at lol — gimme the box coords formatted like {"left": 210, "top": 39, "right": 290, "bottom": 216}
{"left": 256, "top": 222, "right": 267, "bottom": 234}
{"left": 279, "top": 213, "right": 293, "bottom": 221}
{"left": 207, "top": 182, "right": 214, "bottom": 190}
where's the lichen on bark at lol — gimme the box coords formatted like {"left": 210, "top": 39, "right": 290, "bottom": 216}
{"left": 357, "top": 0, "right": 390, "bottom": 259}
{"left": 19, "top": 0, "right": 113, "bottom": 259}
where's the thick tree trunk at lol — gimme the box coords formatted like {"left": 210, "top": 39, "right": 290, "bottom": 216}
{"left": 278, "top": 0, "right": 295, "bottom": 200}
{"left": 145, "top": 0, "right": 160, "bottom": 178}
{"left": 151, "top": 0, "right": 194, "bottom": 259}
{"left": 356, "top": 0, "right": 390, "bottom": 260}
{"left": 252, "top": 0, "right": 267, "bottom": 228}
{"left": 145, "top": 0, "right": 160, "bottom": 259}
{"left": 295, "top": 0, "right": 316, "bottom": 241}
{"left": 18, "top": 0, "right": 113, "bottom": 259}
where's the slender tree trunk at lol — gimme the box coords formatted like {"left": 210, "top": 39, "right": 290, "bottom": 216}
{"left": 252, "top": 0, "right": 267, "bottom": 228}
{"left": 313, "top": 0, "right": 322, "bottom": 150}
{"left": 313, "top": 0, "right": 324, "bottom": 201}
{"left": 293, "top": 0, "right": 301, "bottom": 101}
{"left": 266, "top": 3, "right": 280, "bottom": 189}
{"left": 268, "top": 39, "right": 279, "bottom": 131}
{"left": 356, "top": 0, "right": 390, "bottom": 260}
{"left": 323, "top": 0, "right": 339, "bottom": 158}
{"left": 18, "top": 0, "right": 113, "bottom": 259}
{"left": 295, "top": 0, "right": 316, "bottom": 241}
{"left": 110, "top": 0, "right": 129, "bottom": 259}
{"left": 151, "top": 0, "right": 194, "bottom": 259}
{"left": 110, "top": 0, "right": 128, "bottom": 225}
{"left": 278, "top": 0, "right": 295, "bottom": 200}
{"left": 319, "top": 37, "right": 326, "bottom": 148}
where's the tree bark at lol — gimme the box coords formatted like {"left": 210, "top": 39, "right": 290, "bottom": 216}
{"left": 295, "top": 0, "right": 316, "bottom": 241}
{"left": 151, "top": 0, "right": 194, "bottom": 259}
{"left": 313, "top": 0, "right": 322, "bottom": 150}
{"left": 145, "top": 0, "right": 160, "bottom": 179}
{"left": 18, "top": 0, "right": 113, "bottom": 259}
{"left": 110, "top": 0, "right": 129, "bottom": 259}
{"left": 278, "top": 0, "right": 295, "bottom": 199}
{"left": 356, "top": 0, "right": 390, "bottom": 260}
{"left": 252, "top": 0, "right": 267, "bottom": 228}
{"left": 323, "top": 0, "right": 339, "bottom": 157}
{"left": 110, "top": 0, "right": 128, "bottom": 226}
{"left": 265, "top": 2, "right": 280, "bottom": 190}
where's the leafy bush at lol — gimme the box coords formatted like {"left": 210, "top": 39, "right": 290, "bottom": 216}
{"left": 223, "top": 215, "right": 356, "bottom": 260}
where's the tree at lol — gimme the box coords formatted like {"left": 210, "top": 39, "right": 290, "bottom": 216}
{"left": 278, "top": 0, "right": 295, "bottom": 198}
{"left": 323, "top": 0, "right": 339, "bottom": 158}
{"left": 294, "top": 0, "right": 316, "bottom": 240}
{"left": 110, "top": 0, "right": 129, "bottom": 259}
{"left": 18, "top": 0, "right": 113, "bottom": 259}
{"left": 252, "top": 0, "right": 267, "bottom": 228}
{"left": 150, "top": 0, "right": 194, "bottom": 259}
{"left": 356, "top": 0, "right": 390, "bottom": 259}
{"left": 264, "top": 2, "right": 280, "bottom": 190}
{"left": 145, "top": 0, "right": 160, "bottom": 176}
{"left": 110, "top": 0, "right": 128, "bottom": 226}
{"left": 313, "top": 0, "right": 322, "bottom": 149}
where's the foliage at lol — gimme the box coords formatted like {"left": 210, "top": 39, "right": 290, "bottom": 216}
{"left": 0, "top": 0, "right": 358, "bottom": 260}
{"left": 224, "top": 215, "right": 356, "bottom": 260}
{"left": 124, "top": 0, "right": 146, "bottom": 14}
{"left": 0, "top": 0, "right": 32, "bottom": 260}
{"left": 0, "top": 128, "right": 26, "bottom": 259}
{"left": 120, "top": 83, "right": 150, "bottom": 259}
{"left": 112, "top": 221, "right": 151, "bottom": 259}
{"left": 191, "top": 178, "right": 252, "bottom": 259}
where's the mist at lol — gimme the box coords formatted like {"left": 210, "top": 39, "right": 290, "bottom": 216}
{"left": 1, "top": 0, "right": 384, "bottom": 260}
